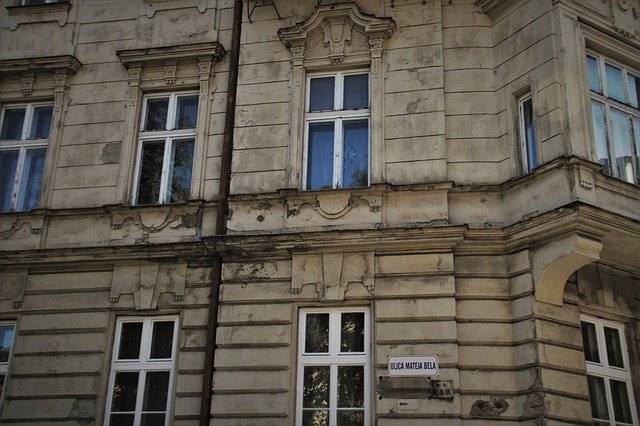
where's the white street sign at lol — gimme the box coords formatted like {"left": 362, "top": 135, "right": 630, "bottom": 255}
{"left": 388, "top": 355, "right": 439, "bottom": 377}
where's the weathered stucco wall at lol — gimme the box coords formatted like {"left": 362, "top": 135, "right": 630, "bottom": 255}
{"left": 0, "top": 0, "right": 639, "bottom": 425}
{"left": 0, "top": 262, "right": 213, "bottom": 424}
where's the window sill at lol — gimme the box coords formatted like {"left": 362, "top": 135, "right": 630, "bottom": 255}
{"left": 5, "top": 1, "right": 70, "bottom": 15}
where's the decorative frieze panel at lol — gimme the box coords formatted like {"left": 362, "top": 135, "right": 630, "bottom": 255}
{"left": 108, "top": 203, "right": 202, "bottom": 245}
{"left": 291, "top": 251, "right": 374, "bottom": 300}
{"left": 110, "top": 262, "right": 188, "bottom": 310}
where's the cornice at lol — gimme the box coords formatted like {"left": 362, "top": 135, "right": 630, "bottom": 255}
{"left": 0, "top": 55, "right": 81, "bottom": 76}
{"left": 476, "top": 0, "right": 517, "bottom": 17}
{"left": 116, "top": 42, "right": 226, "bottom": 67}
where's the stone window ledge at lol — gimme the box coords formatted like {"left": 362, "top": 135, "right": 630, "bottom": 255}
{"left": 5, "top": 1, "right": 70, "bottom": 15}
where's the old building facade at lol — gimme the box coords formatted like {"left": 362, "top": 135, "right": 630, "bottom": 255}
{"left": 0, "top": 0, "right": 639, "bottom": 425}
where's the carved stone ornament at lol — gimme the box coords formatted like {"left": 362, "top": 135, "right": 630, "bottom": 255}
{"left": 287, "top": 192, "right": 381, "bottom": 219}
{"left": 0, "top": 270, "right": 28, "bottom": 309}
{"left": 20, "top": 74, "right": 35, "bottom": 97}
{"left": 110, "top": 262, "right": 188, "bottom": 310}
{"left": 291, "top": 252, "right": 374, "bottom": 301}
{"left": 278, "top": 2, "right": 395, "bottom": 66}
{"left": 163, "top": 60, "right": 178, "bottom": 85}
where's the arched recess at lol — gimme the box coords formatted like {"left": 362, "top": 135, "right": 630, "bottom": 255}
{"left": 532, "top": 233, "right": 603, "bottom": 306}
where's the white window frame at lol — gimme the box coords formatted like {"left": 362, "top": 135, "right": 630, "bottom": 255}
{"left": 517, "top": 93, "right": 537, "bottom": 173}
{"left": 0, "top": 322, "right": 16, "bottom": 408}
{"left": 296, "top": 307, "right": 371, "bottom": 426}
{"left": 18, "top": 0, "right": 59, "bottom": 5}
{"left": 586, "top": 52, "right": 640, "bottom": 184}
{"left": 581, "top": 315, "right": 639, "bottom": 426}
{"left": 104, "top": 316, "right": 179, "bottom": 426}
{"left": 0, "top": 102, "right": 53, "bottom": 212}
{"left": 131, "top": 91, "right": 199, "bottom": 205}
{"left": 303, "top": 70, "right": 371, "bottom": 190}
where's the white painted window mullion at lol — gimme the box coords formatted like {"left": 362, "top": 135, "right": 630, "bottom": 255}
{"left": 133, "top": 370, "right": 146, "bottom": 426}
{"left": 159, "top": 138, "right": 172, "bottom": 203}
{"left": 11, "top": 148, "right": 27, "bottom": 211}
{"left": 334, "top": 119, "right": 343, "bottom": 188}
{"left": 335, "top": 72, "right": 343, "bottom": 111}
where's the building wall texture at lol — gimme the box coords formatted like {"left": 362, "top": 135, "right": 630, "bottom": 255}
{"left": 0, "top": 0, "right": 639, "bottom": 425}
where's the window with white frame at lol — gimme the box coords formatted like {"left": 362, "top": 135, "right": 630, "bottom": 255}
{"left": 518, "top": 93, "right": 538, "bottom": 173}
{"left": 132, "top": 92, "right": 198, "bottom": 205}
{"left": 586, "top": 53, "right": 640, "bottom": 184}
{"left": 0, "top": 323, "right": 15, "bottom": 405}
{"left": 297, "top": 308, "right": 370, "bottom": 426}
{"left": 581, "top": 316, "right": 638, "bottom": 425}
{"left": 0, "top": 103, "right": 53, "bottom": 213}
{"left": 304, "top": 71, "right": 370, "bottom": 191}
{"left": 105, "top": 317, "right": 178, "bottom": 426}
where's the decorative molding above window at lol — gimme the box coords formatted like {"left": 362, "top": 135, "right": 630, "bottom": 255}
{"left": 0, "top": 55, "right": 81, "bottom": 77}
{"left": 116, "top": 42, "right": 225, "bottom": 68}
{"left": 279, "top": 2, "right": 395, "bottom": 68}
{"left": 278, "top": 3, "right": 395, "bottom": 189}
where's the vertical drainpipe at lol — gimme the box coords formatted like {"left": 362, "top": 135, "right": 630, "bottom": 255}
{"left": 199, "top": 0, "right": 243, "bottom": 425}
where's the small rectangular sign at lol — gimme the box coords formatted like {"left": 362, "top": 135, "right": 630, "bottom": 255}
{"left": 388, "top": 355, "right": 439, "bottom": 377}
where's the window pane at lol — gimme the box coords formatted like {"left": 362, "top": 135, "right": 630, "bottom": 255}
{"left": 143, "top": 371, "right": 170, "bottom": 411}
{"left": 591, "top": 101, "right": 610, "bottom": 174}
{"left": 521, "top": 97, "right": 537, "bottom": 171}
{"left": 28, "top": 106, "right": 53, "bottom": 139}
{"left": 587, "top": 56, "right": 601, "bottom": 93}
{"left": 306, "top": 122, "right": 334, "bottom": 190}
{"left": 110, "top": 414, "right": 135, "bottom": 426}
{"left": 0, "top": 325, "right": 14, "bottom": 363}
{"left": 581, "top": 321, "right": 600, "bottom": 363}
{"left": 604, "top": 327, "right": 624, "bottom": 368}
{"left": 175, "top": 95, "right": 198, "bottom": 129}
{"left": 587, "top": 375, "right": 609, "bottom": 421}
{"left": 628, "top": 74, "right": 639, "bottom": 108}
{"left": 609, "top": 109, "right": 635, "bottom": 183}
{"left": 167, "top": 139, "right": 194, "bottom": 203}
{"left": 0, "top": 150, "right": 19, "bottom": 213}
{"left": 144, "top": 98, "right": 169, "bottom": 131}
{"left": 136, "top": 141, "right": 165, "bottom": 205}
{"left": 337, "top": 410, "right": 365, "bottom": 426}
{"left": 305, "top": 313, "right": 329, "bottom": 353}
{"left": 141, "top": 414, "right": 165, "bottom": 426}
{"left": 338, "top": 366, "right": 364, "bottom": 408}
{"left": 111, "top": 371, "right": 139, "bottom": 412}
{"left": 302, "top": 410, "right": 329, "bottom": 426}
{"left": 606, "top": 64, "right": 625, "bottom": 102}
{"left": 342, "top": 120, "right": 368, "bottom": 188}
{"left": 309, "top": 77, "right": 335, "bottom": 112}
{"left": 118, "top": 322, "right": 143, "bottom": 360}
{"left": 303, "top": 366, "right": 330, "bottom": 408}
{"left": 150, "top": 321, "right": 175, "bottom": 359}
{"left": 341, "top": 312, "right": 364, "bottom": 353}
{"left": 18, "top": 148, "right": 46, "bottom": 211}
{"left": 343, "top": 74, "right": 368, "bottom": 110}
{"left": 1, "top": 108, "right": 26, "bottom": 140}
{"left": 610, "top": 379, "right": 633, "bottom": 423}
